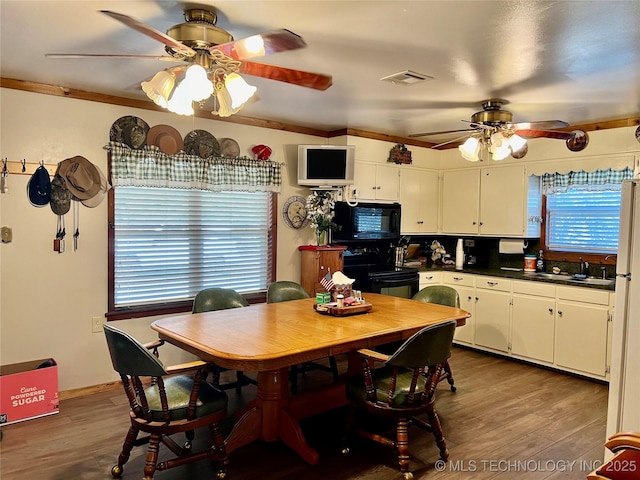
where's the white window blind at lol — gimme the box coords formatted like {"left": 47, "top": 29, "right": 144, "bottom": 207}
{"left": 546, "top": 185, "right": 622, "bottom": 253}
{"left": 113, "top": 186, "right": 270, "bottom": 308}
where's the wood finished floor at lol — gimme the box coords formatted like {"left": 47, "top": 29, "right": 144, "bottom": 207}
{"left": 0, "top": 347, "right": 609, "bottom": 480}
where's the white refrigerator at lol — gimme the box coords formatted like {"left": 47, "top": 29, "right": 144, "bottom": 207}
{"left": 606, "top": 179, "right": 640, "bottom": 438}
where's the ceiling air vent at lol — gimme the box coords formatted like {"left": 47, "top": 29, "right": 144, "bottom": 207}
{"left": 380, "top": 70, "right": 433, "bottom": 85}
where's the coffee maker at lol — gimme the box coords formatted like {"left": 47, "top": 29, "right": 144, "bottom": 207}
{"left": 463, "top": 238, "right": 489, "bottom": 267}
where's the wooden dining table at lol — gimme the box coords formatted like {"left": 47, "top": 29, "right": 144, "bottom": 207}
{"left": 151, "top": 292, "right": 469, "bottom": 465}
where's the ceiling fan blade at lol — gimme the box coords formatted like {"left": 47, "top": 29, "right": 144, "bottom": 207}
{"left": 211, "top": 29, "right": 307, "bottom": 60}
{"left": 45, "top": 53, "right": 182, "bottom": 62}
{"left": 409, "top": 128, "right": 476, "bottom": 138}
{"left": 239, "top": 62, "right": 332, "bottom": 90}
{"left": 430, "top": 133, "right": 474, "bottom": 149}
{"left": 100, "top": 10, "right": 196, "bottom": 57}
{"left": 515, "top": 129, "right": 574, "bottom": 140}
{"left": 512, "top": 120, "right": 570, "bottom": 130}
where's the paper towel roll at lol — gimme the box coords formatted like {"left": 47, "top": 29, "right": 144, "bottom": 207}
{"left": 499, "top": 239, "right": 526, "bottom": 254}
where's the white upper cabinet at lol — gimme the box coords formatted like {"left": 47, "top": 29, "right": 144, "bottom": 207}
{"left": 441, "top": 169, "right": 481, "bottom": 234}
{"left": 399, "top": 168, "right": 439, "bottom": 234}
{"left": 352, "top": 162, "right": 399, "bottom": 202}
{"left": 441, "top": 165, "right": 540, "bottom": 237}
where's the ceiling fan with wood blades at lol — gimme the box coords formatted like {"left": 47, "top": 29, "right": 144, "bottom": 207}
{"left": 409, "top": 99, "right": 588, "bottom": 158}
{"left": 46, "top": 8, "right": 332, "bottom": 115}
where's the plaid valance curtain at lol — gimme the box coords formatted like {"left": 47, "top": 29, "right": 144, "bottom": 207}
{"left": 105, "top": 142, "right": 282, "bottom": 192}
{"left": 542, "top": 167, "right": 633, "bottom": 194}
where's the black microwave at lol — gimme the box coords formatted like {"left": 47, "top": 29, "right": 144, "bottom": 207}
{"left": 332, "top": 202, "right": 401, "bottom": 242}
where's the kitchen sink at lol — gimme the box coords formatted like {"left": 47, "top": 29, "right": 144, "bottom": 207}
{"left": 567, "top": 276, "right": 616, "bottom": 286}
{"left": 524, "top": 272, "right": 573, "bottom": 281}
{"left": 524, "top": 272, "right": 615, "bottom": 287}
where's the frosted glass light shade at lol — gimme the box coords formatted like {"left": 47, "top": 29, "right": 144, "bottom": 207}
{"left": 214, "top": 83, "right": 242, "bottom": 117}
{"left": 508, "top": 133, "right": 527, "bottom": 153}
{"left": 458, "top": 136, "right": 480, "bottom": 162}
{"left": 141, "top": 70, "right": 176, "bottom": 108}
{"left": 167, "top": 81, "right": 195, "bottom": 116}
{"left": 225, "top": 73, "right": 257, "bottom": 108}
{"left": 183, "top": 64, "right": 214, "bottom": 102}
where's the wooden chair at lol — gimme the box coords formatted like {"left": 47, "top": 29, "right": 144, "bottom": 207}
{"left": 342, "top": 320, "right": 457, "bottom": 480}
{"left": 412, "top": 285, "right": 460, "bottom": 392}
{"left": 267, "top": 280, "right": 339, "bottom": 394}
{"left": 192, "top": 287, "right": 257, "bottom": 394}
{"left": 103, "top": 324, "right": 229, "bottom": 480}
{"left": 588, "top": 432, "right": 640, "bottom": 480}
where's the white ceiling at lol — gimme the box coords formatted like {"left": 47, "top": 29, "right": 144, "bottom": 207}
{"left": 2, "top": 1, "right": 639, "bottom": 143}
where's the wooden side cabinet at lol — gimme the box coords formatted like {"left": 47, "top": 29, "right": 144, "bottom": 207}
{"left": 298, "top": 245, "right": 347, "bottom": 296}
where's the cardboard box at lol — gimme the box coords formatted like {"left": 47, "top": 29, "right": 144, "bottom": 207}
{"left": 0, "top": 358, "right": 59, "bottom": 426}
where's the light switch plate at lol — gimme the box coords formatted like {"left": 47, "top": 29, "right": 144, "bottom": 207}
{"left": 1, "top": 226, "right": 12, "bottom": 243}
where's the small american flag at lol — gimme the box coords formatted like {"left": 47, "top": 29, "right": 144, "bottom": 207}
{"left": 320, "top": 271, "right": 334, "bottom": 291}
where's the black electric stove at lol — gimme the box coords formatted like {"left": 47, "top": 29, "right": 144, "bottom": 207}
{"left": 342, "top": 247, "right": 419, "bottom": 298}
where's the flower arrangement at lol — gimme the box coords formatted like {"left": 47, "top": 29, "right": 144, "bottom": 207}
{"left": 306, "top": 190, "right": 341, "bottom": 245}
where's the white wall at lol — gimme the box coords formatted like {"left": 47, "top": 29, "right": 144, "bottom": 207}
{"left": 1, "top": 87, "right": 638, "bottom": 392}
{"left": 0, "top": 88, "right": 323, "bottom": 390}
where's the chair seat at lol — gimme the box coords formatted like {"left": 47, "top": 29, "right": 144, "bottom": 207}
{"left": 145, "top": 375, "right": 228, "bottom": 422}
{"left": 345, "top": 366, "right": 428, "bottom": 408}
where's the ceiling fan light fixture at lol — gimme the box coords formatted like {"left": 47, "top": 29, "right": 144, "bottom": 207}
{"left": 508, "top": 133, "right": 527, "bottom": 153}
{"left": 141, "top": 70, "right": 176, "bottom": 108}
{"left": 225, "top": 72, "right": 257, "bottom": 109}
{"left": 491, "top": 142, "right": 511, "bottom": 161}
{"left": 167, "top": 81, "right": 195, "bottom": 115}
{"left": 214, "top": 82, "right": 242, "bottom": 117}
{"left": 183, "top": 64, "right": 214, "bottom": 102}
{"left": 459, "top": 136, "right": 481, "bottom": 162}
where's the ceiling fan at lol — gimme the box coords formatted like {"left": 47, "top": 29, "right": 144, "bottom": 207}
{"left": 409, "top": 99, "right": 589, "bottom": 159}
{"left": 46, "top": 8, "right": 332, "bottom": 115}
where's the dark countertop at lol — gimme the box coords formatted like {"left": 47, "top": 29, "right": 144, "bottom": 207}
{"left": 415, "top": 265, "right": 615, "bottom": 291}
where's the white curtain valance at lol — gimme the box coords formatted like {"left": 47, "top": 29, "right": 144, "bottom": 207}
{"left": 105, "top": 142, "right": 282, "bottom": 193}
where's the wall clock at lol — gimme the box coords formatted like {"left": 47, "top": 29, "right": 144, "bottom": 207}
{"left": 282, "top": 195, "right": 309, "bottom": 229}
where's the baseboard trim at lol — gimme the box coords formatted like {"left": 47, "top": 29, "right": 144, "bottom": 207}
{"left": 59, "top": 381, "right": 122, "bottom": 400}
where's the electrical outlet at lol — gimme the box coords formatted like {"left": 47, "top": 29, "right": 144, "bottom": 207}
{"left": 91, "top": 316, "right": 104, "bottom": 333}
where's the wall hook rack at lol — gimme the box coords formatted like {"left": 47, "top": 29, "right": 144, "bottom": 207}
{"left": 4, "top": 160, "right": 57, "bottom": 176}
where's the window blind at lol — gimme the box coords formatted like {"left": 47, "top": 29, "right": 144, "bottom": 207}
{"left": 114, "top": 186, "right": 270, "bottom": 308}
{"left": 546, "top": 186, "right": 621, "bottom": 253}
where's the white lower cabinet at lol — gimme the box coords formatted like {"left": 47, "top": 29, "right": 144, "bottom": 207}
{"left": 436, "top": 272, "right": 612, "bottom": 380}
{"left": 511, "top": 281, "right": 557, "bottom": 363}
{"left": 442, "top": 272, "right": 475, "bottom": 346}
{"left": 474, "top": 276, "right": 511, "bottom": 353}
{"left": 554, "top": 286, "right": 611, "bottom": 377}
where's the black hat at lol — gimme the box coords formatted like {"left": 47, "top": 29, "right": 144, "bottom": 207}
{"left": 27, "top": 165, "right": 51, "bottom": 207}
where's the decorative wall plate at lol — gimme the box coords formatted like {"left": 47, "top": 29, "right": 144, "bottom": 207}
{"left": 109, "top": 116, "right": 149, "bottom": 149}
{"left": 220, "top": 138, "right": 241, "bottom": 157}
{"left": 183, "top": 130, "right": 221, "bottom": 158}
{"left": 147, "top": 125, "right": 183, "bottom": 154}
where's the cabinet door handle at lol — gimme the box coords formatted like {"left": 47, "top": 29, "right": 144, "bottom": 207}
{"left": 486, "top": 281, "right": 499, "bottom": 286}
{"left": 467, "top": 296, "right": 473, "bottom": 301}
{"left": 425, "top": 275, "right": 433, "bottom": 280}
{"left": 472, "top": 221, "right": 477, "bottom": 225}
{"left": 548, "top": 308, "right": 554, "bottom": 314}
{"left": 453, "top": 276, "right": 464, "bottom": 281}
{"left": 558, "top": 310, "right": 563, "bottom": 316}
{"left": 479, "top": 222, "right": 484, "bottom": 226}
{"left": 417, "top": 220, "right": 424, "bottom": 224}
